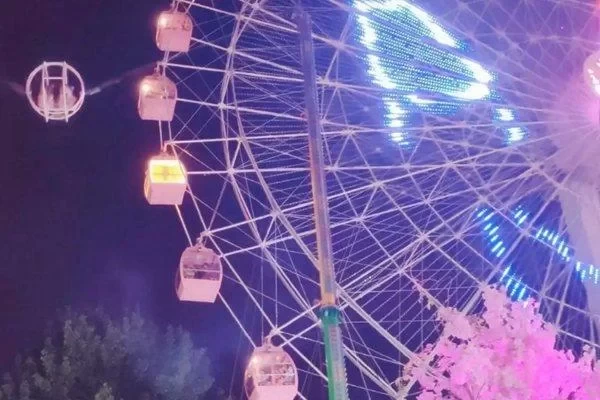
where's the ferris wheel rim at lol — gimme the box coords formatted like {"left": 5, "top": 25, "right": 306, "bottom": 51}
{"left": 184, "top": 0, "right": 600, "bottom": 355}
{"left": 204, "top": 3, "right": 497, "bottom": 395}
{"left": 159, "top": 0, "right": 600, "bottom": 397}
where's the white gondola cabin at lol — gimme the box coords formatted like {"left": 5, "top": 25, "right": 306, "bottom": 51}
{"left": 156, "top": 11, "right": 193, "bottom": 53}
{"left": 244, "top": 344, "right": 298, "bottom": 400}
{"left": 584, "top": 51, "right": 600, "bottom": 96}
{"left": 138, "top": 74, "right": 177, "bottom": 121}
{"left": 175, "top": 244, "right": 222, "bottom": 303}
{"left": 144, "top": 153, "right": 187, "bottom": 205}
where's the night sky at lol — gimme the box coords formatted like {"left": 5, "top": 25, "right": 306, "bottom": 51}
{"left": 0, "top": 0, "right": 241, "bottom": 385}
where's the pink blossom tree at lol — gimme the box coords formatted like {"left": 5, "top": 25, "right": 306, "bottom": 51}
{"left": 402, "top": 286, "right": 600, "bottom": 399}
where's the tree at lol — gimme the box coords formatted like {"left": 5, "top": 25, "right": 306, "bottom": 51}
{"left": 402, "top": 286, "right": 600, "bottom": 399}
{"left": 0, "top": 310, "right": 214, "bottom": 400}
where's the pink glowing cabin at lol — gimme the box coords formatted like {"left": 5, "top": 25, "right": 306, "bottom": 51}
{"left": 138, "top": 74, "right": 177, "bottom": 121}
{"left": 156, "top": 11, "right": 193, "bottom": 53}
{"left": 144, "top": 154, "right": 187, "bottom": 205}
{"left": 175, "top": 245, "right": 222, "bottom": 303}
{"left": 244, "top": 345, "right": 298, "bottom": 400}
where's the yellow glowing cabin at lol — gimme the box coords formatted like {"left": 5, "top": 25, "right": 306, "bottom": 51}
{"left": 156, "top": 11, "right": 193, "bottom": 53}
{"left": 144, "top": 154, "right": 187, "bottom": 205}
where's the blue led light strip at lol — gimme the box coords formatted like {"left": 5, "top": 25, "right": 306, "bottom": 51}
{"left": 513, "top": 207, "right": 600, "bottom": 285}
{"left": 500, "top": 265, "right": 529, "bottom": 302}
{"left": 354, "top": 0, "right": 528, "bottom": 145}
{"left": 475, "top": 206, "right": 600, "bottom": 303}
{"left": 475, "top": 208, "right": 530, "bottom": 301}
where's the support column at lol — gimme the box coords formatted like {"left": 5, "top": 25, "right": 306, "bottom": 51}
{"left": 296, "top": 8, "right": 349, "bottom": 400}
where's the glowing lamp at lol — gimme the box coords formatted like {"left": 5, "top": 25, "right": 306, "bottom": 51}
{"left": 138, "top": 74, "right": 177, "bottom": 121}
{"left": 158, "top": 15, "right": 169, "bottom": 28}
{"left": 144, "top": 154, "right": 187, "bottom": 205}
{"left": 156, "top": 11, "right": 193, "bottom": 53}
{"left": 140, "top": 82, "right": 152, "bottom": 95}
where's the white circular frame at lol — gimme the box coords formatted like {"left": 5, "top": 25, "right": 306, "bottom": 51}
{"left": 25, "top": 61, "right": 85, "bottom": 122}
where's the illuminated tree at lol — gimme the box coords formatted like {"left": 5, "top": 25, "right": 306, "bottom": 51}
{"left": 403, "top": 286, "right": 600, "bottom": 399}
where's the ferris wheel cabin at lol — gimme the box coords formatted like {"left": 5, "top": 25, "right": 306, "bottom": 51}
{"left": 156, "top": 11, "right": 193, "bottom": 53}
{"left": 138, "top": 74, "right": 177, "bottom": 121}
{"left": 583, "top": 51, "right": 600, "bottom": 96}
{"left": 144, "top": 154, "right": 187, "bottom": 205}
{"left": 244, "top": 345, "right": 298, "bottom": 400}
{"left": 176, "top": 245, "right": 222, "bottom": 303}
{"left": 25, "top": 62, "right": 85, "bottom": 122}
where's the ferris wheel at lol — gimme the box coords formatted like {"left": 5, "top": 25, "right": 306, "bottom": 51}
{"left": 139, "top": 0, "right": 600, "bottom": 398}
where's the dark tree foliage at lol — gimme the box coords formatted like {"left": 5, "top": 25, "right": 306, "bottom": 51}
{"left": 0, "top": 310, "right": 214, "bottom": 400}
